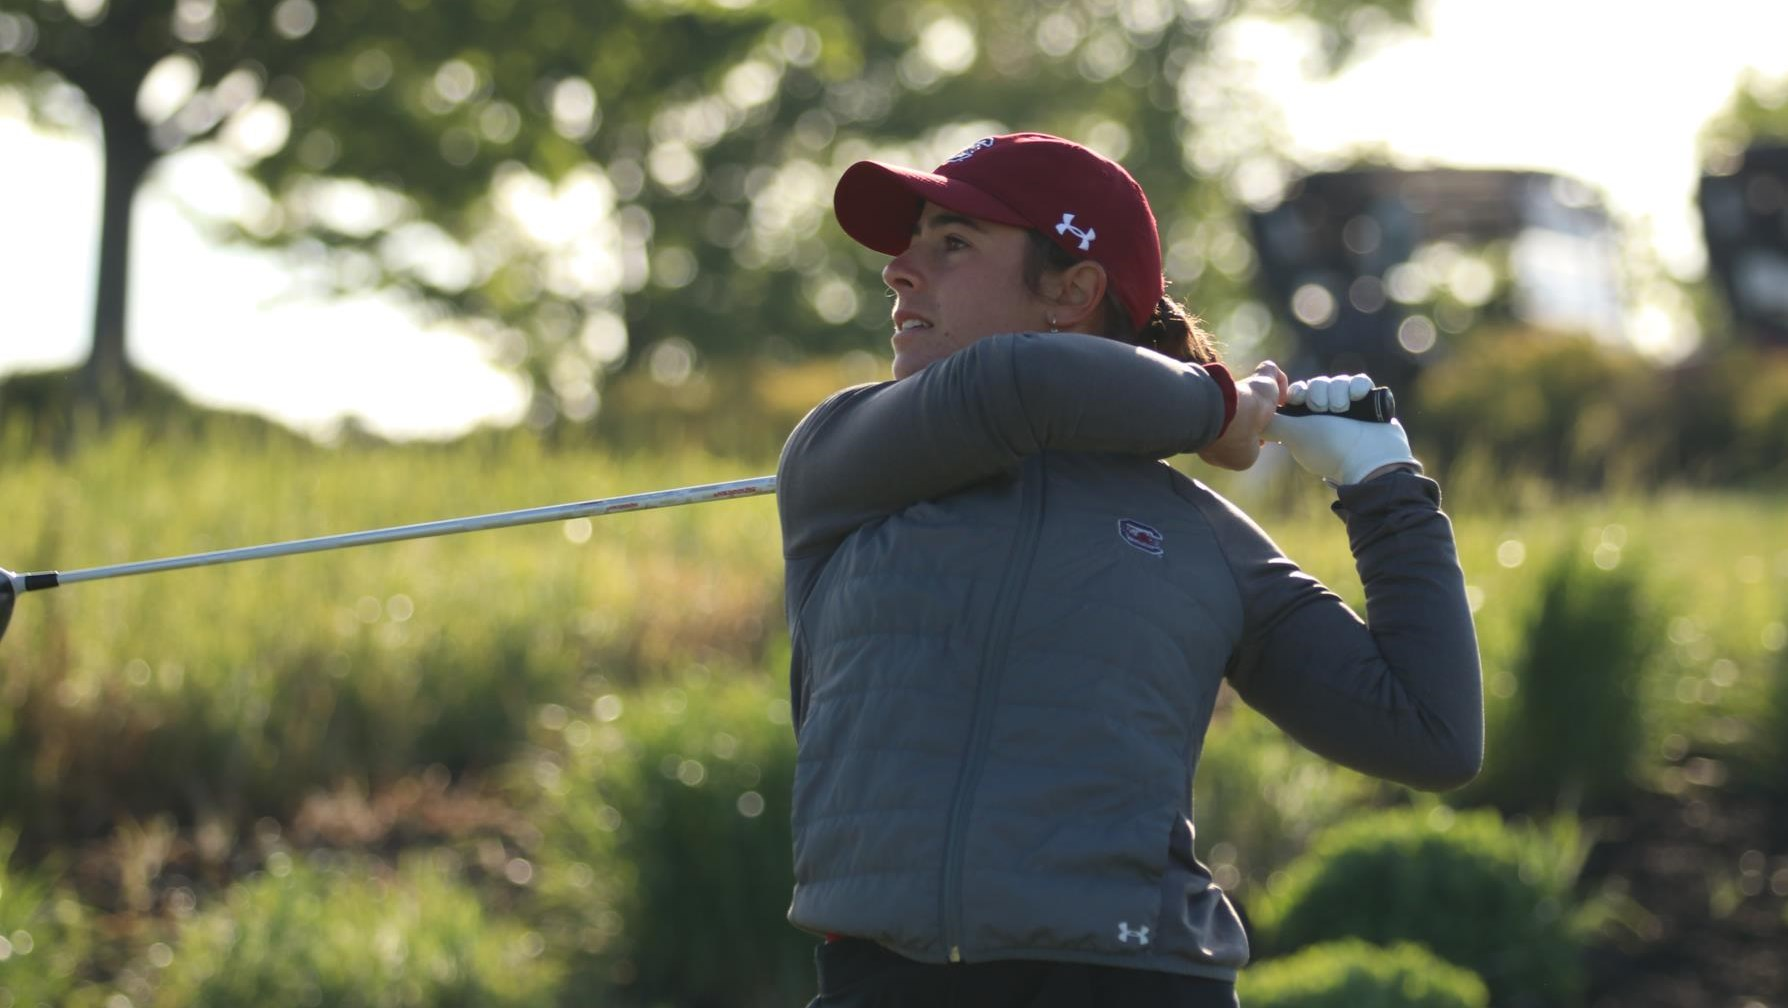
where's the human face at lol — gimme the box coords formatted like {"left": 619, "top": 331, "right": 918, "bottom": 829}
{"left": 882, "top": 203, "right": 1055, "bottom": 380}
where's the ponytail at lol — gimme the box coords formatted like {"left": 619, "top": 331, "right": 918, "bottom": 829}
{"left": 1138, "top": 295, "right": 1218, "bottom": 365}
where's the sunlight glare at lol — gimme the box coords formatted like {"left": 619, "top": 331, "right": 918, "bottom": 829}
{"left": 918, "top": 15, "right": 977, "bottom": 75}
{"left": 809, "top": 275, "right": 859, "bottom": 324}
{"left": 172, "top": 0, "right": 218, "bottom": 44}
{"left": 1347, "top": 276, "right": 1386, "bottom": 313}
{"left": 288, "top": 177, "right": 408, "bottom": 236}
{"left": 722, "top": 59, "right": 780, "bottom": 110}
{"left": 550, "top": 78, "right": 599, "bottom": 142}
{"left": 271, "top": 0, "right": 317, "bottom": 39}
{"left": 1496, "top": 539, "right": 1526, "bottom": 568}
{"left": 0, "top": 13, "right": 36, "bottom": 54}
{"left": 137, "top": 53, "right": 201, "bottom": 125}
{"left": 219, "top": 99, "right": 291, "bottom": 162}
{"left": 1034, "top": 11, "right": 1081, "bottom": 58}
{"left": 380, "top": 221, "right": 477, "bottom": 291}
{"left": 1342, "top": 215, "right": 1381, "bottom": 256}
{"left": 1396, "top": 315, "right": 1438, "bottom": 354}
{"left": 432, "top": 60, "right": 479, "bottom": 107}
{"left": 1290, "top": 283, "right": 1337, "bottom": 328}
{"left": 352, "top": 49, "right": 394, "bottom": 91}
{"left": 579, "top": 313, "right": 629, "bottom": 366}
{"left": 647, "top": 142, "right": 702, "bottom": 195}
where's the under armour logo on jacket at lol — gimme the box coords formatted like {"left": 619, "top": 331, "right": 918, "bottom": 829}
{"left": 1118, "top": 519, "right": 1164, "bottom": 557}
{"left": 1056, "top": 212, "right": 1096, "bottom": 251}
{"left": 1117, "top": 922, "right": 1151, "bottom": 945}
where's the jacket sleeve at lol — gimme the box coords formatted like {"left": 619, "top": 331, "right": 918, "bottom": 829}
{"left": 778, "top": 331, "right": 1235, "bottom": 558}
{"left": 1214, "top": 470, "right": 1484, "bottom": 791}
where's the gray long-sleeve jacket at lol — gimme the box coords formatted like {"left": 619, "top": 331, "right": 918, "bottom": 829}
{"left": 776, "top": 331, "right": 1483, "bottom": 979}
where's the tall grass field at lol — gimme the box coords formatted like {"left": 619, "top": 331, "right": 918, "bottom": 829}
{"left": 1, "top": 422, "right": 1784, "bottom": 1006}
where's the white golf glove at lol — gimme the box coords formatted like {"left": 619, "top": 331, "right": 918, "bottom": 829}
{"left": 1265, "top": 374, "right": 1421, "bottom": 486}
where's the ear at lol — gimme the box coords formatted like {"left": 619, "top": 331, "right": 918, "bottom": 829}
{"left": 1045, "top": 260, "right": 1110, "bottom": 333}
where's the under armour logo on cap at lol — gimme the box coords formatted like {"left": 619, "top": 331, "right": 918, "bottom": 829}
{"left": 1117, "top": 922, "right": 1151, "bottom": 945}
{"left": 947, "top": 137, "right": 997, "bottom": 163}
{"left": 1056, "top": 212, "right": 1096, "bottom": 251}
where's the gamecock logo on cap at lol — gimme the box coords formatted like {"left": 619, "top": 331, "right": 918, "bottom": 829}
{"left": 947, "top": 137, "right": 997, "bottom": 163}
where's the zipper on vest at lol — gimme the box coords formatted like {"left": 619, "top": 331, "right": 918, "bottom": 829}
{"left": 938, "top": 458, "right": 1047, "bottom": 961}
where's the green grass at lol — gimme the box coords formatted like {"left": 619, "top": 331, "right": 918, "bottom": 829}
{"left": 0, "top": 828, "right": 101, "bottom": 1008}
{"left": 6, "top": 427, "right": 1782, "bottom": 835}
{"left": 0, "top": 427, "right": 784, "bottom": 836}
{"left": 1, "top": 421, "right": 1784, "bottom": 1004}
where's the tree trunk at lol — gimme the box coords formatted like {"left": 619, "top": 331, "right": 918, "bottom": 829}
{"left": 78, "top": 98, "right": 154, "bottom": 421}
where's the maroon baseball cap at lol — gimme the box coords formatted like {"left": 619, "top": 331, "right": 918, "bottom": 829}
{"left": 833, "top": 133, "right": 1165, "bottom": 332}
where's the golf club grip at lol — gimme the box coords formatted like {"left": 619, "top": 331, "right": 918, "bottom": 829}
{"left": 1274, "top": 386, "right": 1395, "bottom": 423}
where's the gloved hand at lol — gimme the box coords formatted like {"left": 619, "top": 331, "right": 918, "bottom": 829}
{"left": 1265, "top": 374, "right": 1421, "bottom": 486}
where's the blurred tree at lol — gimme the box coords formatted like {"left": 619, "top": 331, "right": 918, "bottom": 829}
{"left": 0, "top": 0, "right": 1420, "bottom": 423}
{"left": 1701, "top": 68, "right": 1788, "bottom": 159}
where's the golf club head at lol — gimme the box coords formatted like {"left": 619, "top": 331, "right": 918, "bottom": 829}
{"left": 0, "top": 570, "right": 15, "bottom": 645}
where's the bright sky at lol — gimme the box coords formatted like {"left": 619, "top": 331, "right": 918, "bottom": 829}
{"left": 4, "top": 0, "right": 1786, "bottom": 440}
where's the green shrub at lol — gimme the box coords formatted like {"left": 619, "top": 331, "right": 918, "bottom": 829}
{"left": 1414, "top": 330, "right": 1788, "bottom": 490}
{"left": 1239, "top": 939, "right": 1489, "bottom": 1008}
{"left": 531, "top": 672, "right": 810, "bottom": 1008}
{"left": 1415, "top": 330, "right": 1670, "bottom": 492}
{"left": 0, "top": 829, "right": 100, "bottom": 1008}
{"left": 1193, "top": 705, "right": 1376, "bottom": 896}
{"left": 1252, "top": 807, "right": 1588, "bottom": 1008}
{"left": 150, "top": 853, "right": 558, "bottom": 1007}
{"left": 1668, "top": 346, "right": 1788, "bottom": 485}
{"left": 1463, "top": 546, "right": 1658, "bottom": 813}
{"left": 1750, "top": 617, "right": 1788, "bottom": 795}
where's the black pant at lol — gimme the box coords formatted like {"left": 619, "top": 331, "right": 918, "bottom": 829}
{"left": 807, "top": 938, "right": 1239, "bottom": 1008}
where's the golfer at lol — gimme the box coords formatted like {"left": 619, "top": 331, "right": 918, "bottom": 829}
{"left": 776, "top": 133, "right": 1482, "bottom": 1007}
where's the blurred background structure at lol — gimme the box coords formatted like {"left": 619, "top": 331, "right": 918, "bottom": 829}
{"left": 1249, "top": 167, "right": 1624, "bottom": 393}
{"left": 1700, "top": 143, "right": 1788, "bottom": 347}
{"left": 3, "top": 1, "right": 1788, "bottom": 1006}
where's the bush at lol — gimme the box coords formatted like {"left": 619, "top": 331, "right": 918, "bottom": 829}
{"left": 1192, "top": 705, "right": 1376, "bottom": 896}
{"left": 1749, "top": 615, "right": 1788, "bottom": 795}
{"left": 1252, "top": 807, "right": 1589, "bottom": 1008}
{"left": 1462, "top": 547, "right": 1658, "bottom": 813}
{"left": 0, "top": 828, "right": 100, "bottom": 1008}
{"left": 1414, "top": 330, "right": 1788, "bottom": 491}
{"left": 1667, "top": 346, "right": 1788, "bottom": 485}
{"left": 530, "top": 672, "right": 810, "bottom": 1008}
{"left": 1239, "top": 939, "right": 1489, "bottom": 1008}
{"left": 149, "top": 853, "right": 558, "bottom": 1008}
{"left": 1415, "top": 329, "right": 1671, "bottom": 492}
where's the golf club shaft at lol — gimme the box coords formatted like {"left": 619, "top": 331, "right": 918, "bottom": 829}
{"left": 6, "top": 390, "right": 1399, "bottom": 597}
{"left": 13, "top": 475, "right": 778, "bottom": 594}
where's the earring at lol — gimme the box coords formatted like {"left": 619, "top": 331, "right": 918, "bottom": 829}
{"left": 1048, "top": 316, "right": 1060, "bottom": 333}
